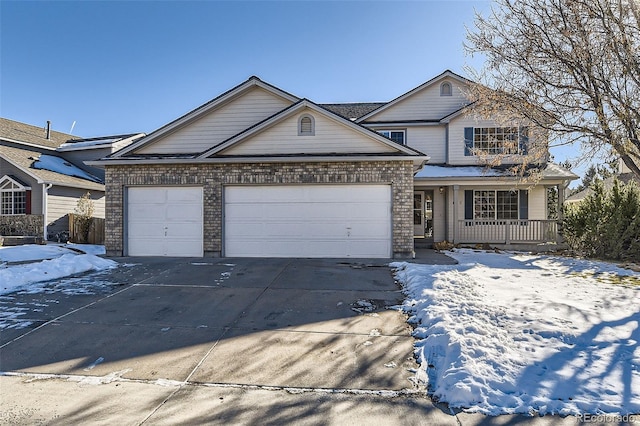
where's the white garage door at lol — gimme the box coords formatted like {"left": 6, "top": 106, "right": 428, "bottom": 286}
{"left": 127, "top": 187, "right": 203, "bottom": 257}
{"left": 224, "top": 185, "right": 391, "bottom": 258}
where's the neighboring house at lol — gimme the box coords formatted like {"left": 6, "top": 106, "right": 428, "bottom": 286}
{"left": 565, "top": 159, "right": 639, "bottom": 205}
{"left": 91, "top": 70, "right": 577, "bottom": 258}
{"left": 0, "top": 118, "right": 143, "bottom": 241}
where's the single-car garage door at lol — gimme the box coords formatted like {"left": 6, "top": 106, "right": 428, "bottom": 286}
{"left": 127, "top": 187, "right": 203, "bottom": 257}
{"left": 224, "top": 185, "right": 391, "bottom": 258}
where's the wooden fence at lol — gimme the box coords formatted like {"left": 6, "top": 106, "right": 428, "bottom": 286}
{"left": 69, "top": 214, "right": 105, "bottom": 245}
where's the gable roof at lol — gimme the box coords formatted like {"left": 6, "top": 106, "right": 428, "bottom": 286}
{"left": 199, "top": 98, "right": 427, "bottom": 159}
{"left": 0, "top": 117, "right": 76, "bottom": 150}
{"left": 113, "top": 76, "right": 300, "bottom": 158}
{"left": 356, "top": 70, "right": 472, "bottom": 123}
{"left": 0, "top": 144, "right": 104, "bottom": 190}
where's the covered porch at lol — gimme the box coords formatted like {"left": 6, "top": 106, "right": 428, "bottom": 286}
{"left": 413, "top": 164, "right": 578, "bottom": 249}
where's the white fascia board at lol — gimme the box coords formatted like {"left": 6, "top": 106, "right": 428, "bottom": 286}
{"left": 356, "top": 70, "right": 471, "bottom": 123}
{"left": 113, "top": 79, "right": 300, "bottom": 158}
{"left": 200, "top": 100, "right": 426, "bottom": 158}
{"left": 87, "top": 154, "right": 429, "bottom": 166}
{"left": 0, "top": 138, "right": 57, "bottom": 151}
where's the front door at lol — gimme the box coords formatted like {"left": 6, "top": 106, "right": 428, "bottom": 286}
{"left": 414, "top": 190, "right": 434, "bottom": 240}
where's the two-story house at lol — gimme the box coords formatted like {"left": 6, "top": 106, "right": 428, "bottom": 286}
{"left": 92, "top": 70, "right": 576, "bottom": 258}
{"left": 0, "top": 118, "right": 144, "bottom": 242}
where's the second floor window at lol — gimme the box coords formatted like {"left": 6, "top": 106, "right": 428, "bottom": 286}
{"left": 378, "top": 130, "right": 405, "bottom": 145}
{"left": 464, "top": 126, "right": 528, "bottom": 156}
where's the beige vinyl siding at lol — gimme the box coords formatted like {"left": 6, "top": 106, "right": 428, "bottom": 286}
{"left": 220, "top": 111, "right": 398, "bottom": 156}
{"left": 406, "top": 126, "right": 446, "bottom": 163}
{"left": 528, "top": 185, "right": 547, "bottom": 220}
{"left": 365, "top": 79, "right": 469, "bottom": 122}
{"left": 47, "top": 187, "right": 104, "bottom": 236}
{"left": 137, "top": 87, "right": 294, "bottom": 155}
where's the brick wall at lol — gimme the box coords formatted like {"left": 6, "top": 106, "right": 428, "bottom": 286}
{"left": 105, "top": 161, "right": 414, "bottom": 258}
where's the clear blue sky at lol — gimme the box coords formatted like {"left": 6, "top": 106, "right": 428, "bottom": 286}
{"left": 1, "top": 0, "right": 582, "bottom": 177}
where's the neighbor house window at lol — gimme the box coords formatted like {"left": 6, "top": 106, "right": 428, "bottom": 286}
{"left": 298, "top": 114, "right": 315, "bottom": 136}
{"left": 470, "top": 189, "right": 524, "bottom": 220}
{"left": 0, "top": 176, "right": 29, "bottom": 215}
{"left": 464, "top": 126, "right": 528, "bottom": 156}
{"left": 377, "top": 130, "right": 405, "bottom": 145}
{"left": 440, "top": 82, "right": 452, "bottom": 96}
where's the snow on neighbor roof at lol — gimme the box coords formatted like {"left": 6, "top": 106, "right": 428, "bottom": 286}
{"left": 32, "top": 154, "right": 102, "bottom": 183}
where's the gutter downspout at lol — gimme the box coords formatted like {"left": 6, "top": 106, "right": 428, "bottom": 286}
{"left": 42, "top": 183, "right": 52, "bottom": 241}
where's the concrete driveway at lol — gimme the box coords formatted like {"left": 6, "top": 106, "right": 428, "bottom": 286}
{"left": 0, "top": 256, "right": 443, "bottom": 425}
{"left": 0, "top": 254, "right": 576, "bottom": 425}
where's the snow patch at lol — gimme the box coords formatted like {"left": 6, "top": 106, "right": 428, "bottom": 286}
{"left": 392, "top": 249, "right": 640, "bottom": 415}
{"left": 32, "top": 154, "right": 102, "bottom": 183}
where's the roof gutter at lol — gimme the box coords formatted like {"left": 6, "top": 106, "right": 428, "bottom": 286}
{"left": 86, "top": 155, "right": 430, "bottom": 167}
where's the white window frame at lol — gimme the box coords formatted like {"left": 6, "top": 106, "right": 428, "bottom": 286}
{"left": 0, "top": 176, "right": 29, "bottom": 215}
{"left": 377, "top": 129, "right": 406, "bottom": 145}
{"left": 473, "top": 189, "right": 519, "bottom": 220}
{"left": 473, "top": 127, "right": 523, "bottom": 155}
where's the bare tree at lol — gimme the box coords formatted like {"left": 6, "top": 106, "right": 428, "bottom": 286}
{"left": 465, "top": 0, "right": 640, "bottom": 179}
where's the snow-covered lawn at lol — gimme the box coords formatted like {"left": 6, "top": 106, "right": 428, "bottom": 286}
{"left": 392, "top": 249, "right": 640, "bottom": 416}
{"left": 0, "top": 244, "right": 117, "bottom": 296}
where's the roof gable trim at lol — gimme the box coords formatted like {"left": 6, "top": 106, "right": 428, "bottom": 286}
{"left": 357, "top": 70, "right": 472, "bottom": 123}
{"left": 112, "top": 77, "right": 300, "bottom": 158}
{"left": 198, "top": 99, "right": 426, "bottom": 159}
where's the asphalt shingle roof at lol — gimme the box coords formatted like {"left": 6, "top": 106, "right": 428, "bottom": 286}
{"left": 0, "top": 118, "right": 77, "bottom": 149}
{"left": 319, "top": 103, "right": 387, "bottom": 120}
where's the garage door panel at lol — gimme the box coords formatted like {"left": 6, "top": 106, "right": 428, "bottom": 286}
{"left": 129, "top": 188, "right": 167, "bottom": 203}
{"left": 224, "top": 185, "right": 391, "bottom": 258}
{"left": 166, "top": 204, "right": 202, "bottom": 221}
{"left": 128, "top": 239, "right": 166, "bottom": 256}
{"left": 128, "top": 222, "right": 165, "bottom": 238}
{"left": 128, "top": 204, "right": 167, "bottom": 221}
{"left": 167, "top": 188, "right": 202, "bottom": 203}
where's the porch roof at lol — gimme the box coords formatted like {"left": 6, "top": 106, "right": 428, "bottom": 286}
{"left": 414, "top": 163, "right": 578, "bottom": 182}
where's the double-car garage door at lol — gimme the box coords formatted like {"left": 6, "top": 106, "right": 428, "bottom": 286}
{"left": 127, "top": 185, "right": 391, "bottom": 258}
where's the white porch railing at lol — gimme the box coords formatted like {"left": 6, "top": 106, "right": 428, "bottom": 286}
{"left": 456, "top": 220, "right": 558, "bottom": 244}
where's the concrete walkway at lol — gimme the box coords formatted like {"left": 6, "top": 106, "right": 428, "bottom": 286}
{"left": 0, "top": 254, "right": 578, "bottom": 425}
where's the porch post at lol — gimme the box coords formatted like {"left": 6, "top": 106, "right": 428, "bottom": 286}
{"left": 556, "top": 184, "right": 565, "bottom": 243}
{"left": 453, "top": 185, "right": 459, "bottom": 243}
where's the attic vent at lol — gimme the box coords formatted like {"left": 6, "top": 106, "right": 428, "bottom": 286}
{"left": 440, "top": 82, "right": 452, "bottom": 96}
{"left": 298, "top": 115, "right": 315, "bottom": 136}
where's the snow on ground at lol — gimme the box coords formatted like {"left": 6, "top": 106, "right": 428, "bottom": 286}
{"left": 0, "top": 244, "right": 116, "bottom": 296}
{"left": 392, "top": 249, "right": 640, "bottom": 416}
